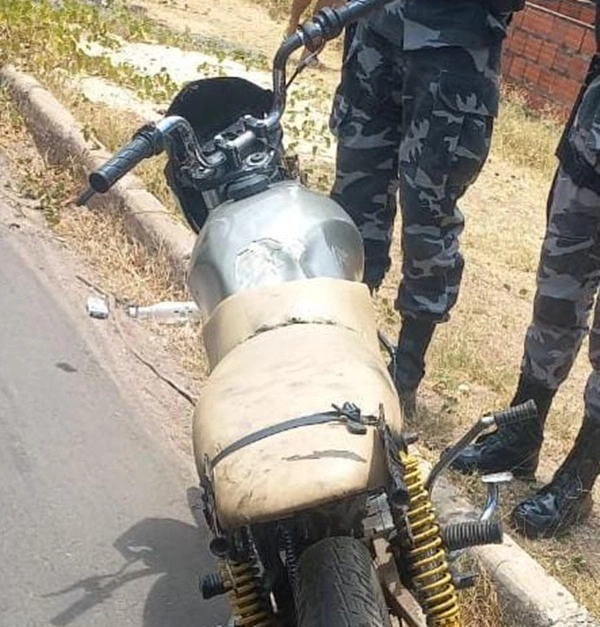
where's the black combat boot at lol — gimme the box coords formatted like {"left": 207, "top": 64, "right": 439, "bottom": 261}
{"left": 511, "top": 416, "right": 600, "bottom": 539}
{"left": 449, "top": 374, "right": 556, "bottom": 478}
{"left": 391, "top": 317, "right": 436, "bottom": 422}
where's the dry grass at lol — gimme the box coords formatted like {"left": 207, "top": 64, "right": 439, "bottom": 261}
{"left": 0, "top": 90, "right": 179, "bottom": 304}
{"left": 518, "top": 531, "right": 600, "bottom": 613}
{"left": 493, "top": 85, "right": 563, "bottom": 180}
{"left": 57, "top": 204, "right": 185, "bottom": 304}
{"left": 460, "top": 563, "right": 508, "bottom": 627}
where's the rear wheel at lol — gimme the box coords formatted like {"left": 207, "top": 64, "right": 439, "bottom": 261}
{"left": 296, "top": 536, "right": 391, "bottom": 627}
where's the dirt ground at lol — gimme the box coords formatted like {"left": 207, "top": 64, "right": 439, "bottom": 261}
{"left": 129, "top": 0, "right": 344, "bottom": 73}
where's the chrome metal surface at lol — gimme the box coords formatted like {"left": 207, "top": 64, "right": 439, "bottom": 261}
{"left": 480, "top": 472, "right": 514, "bottom": 522}
{"left": 188, "top": 180, "right": 364, "bottom": 316}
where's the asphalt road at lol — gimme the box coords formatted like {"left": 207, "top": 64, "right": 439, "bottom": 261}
{"left": 0, "top": 199, "right": 226, "bottom": 626}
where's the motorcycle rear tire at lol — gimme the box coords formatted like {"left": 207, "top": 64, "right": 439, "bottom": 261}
{"left": 296, "top": 536, "right": 391, "bottom": 627}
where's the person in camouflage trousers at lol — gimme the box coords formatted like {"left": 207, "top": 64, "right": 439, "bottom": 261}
{"left": 329, "top": 0, "right": 523, "bottom": 420}
{"left": 452, "top": 6, "right": 600, "bottom": 538}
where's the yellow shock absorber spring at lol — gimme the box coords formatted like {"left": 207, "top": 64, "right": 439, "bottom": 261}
{"left": 400, "top": 451, "right": 462, "bottom": 627}
{"left": 218, "top": 556, "right": 275, "bottom": 627}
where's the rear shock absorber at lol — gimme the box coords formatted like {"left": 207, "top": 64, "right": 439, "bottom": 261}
{"left": 399, "top": 451, "right": 462, "bottom": 627}
{"left": 218, "top": 555, "right": 276, "bottom": 627}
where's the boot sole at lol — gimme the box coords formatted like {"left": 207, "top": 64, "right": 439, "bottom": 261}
{"left": 510, "top": 468, "right": 537, "bottom": 482}
{"left": 450, "top": 462, "right": 537, "bottom": 481}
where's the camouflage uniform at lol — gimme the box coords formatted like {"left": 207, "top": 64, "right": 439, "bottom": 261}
{"left": 330, "top": 0, "right": 510, "bottom": 321}
{"left": 522, "top": 70, "right": 600, "bottom": 423}
{"left": 450, "top": 44, "right": 600, "bottom": 540}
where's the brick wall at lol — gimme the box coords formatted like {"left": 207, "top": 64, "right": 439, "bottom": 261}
{"left": 502, "top": 0, "right": 596, "bottom": 117}
{"left": 529, "top": 0, "right": 595, "bottom": 22}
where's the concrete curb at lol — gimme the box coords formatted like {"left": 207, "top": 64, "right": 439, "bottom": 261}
{"left": 0, "top": 65, "right": 195, "bottom": 289}
{"left": 2, "top": 65, "right": 598, "bottom": 627}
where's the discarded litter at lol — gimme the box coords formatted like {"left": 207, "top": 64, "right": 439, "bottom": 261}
{"left": 127, "top": 300, "right": 201, "bottom": 324}
{"left": 86, "top": 295, "right": 109, "bottom": 319}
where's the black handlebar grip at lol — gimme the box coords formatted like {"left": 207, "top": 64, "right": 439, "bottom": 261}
{"left": 88, "top": 133, "right": 156, "bottom": 194}
{"left": 493, "top": 400, "right": 538, "bottom": 429}
{"left": 335, "top": 0, "right": 392, "bottom": 26}
{"left": 312, "top": 0, "right": 393, "bottom": 42}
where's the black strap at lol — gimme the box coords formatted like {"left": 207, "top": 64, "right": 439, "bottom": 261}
{"left": 209, "top": 402, "right": 381, "bottom": 470}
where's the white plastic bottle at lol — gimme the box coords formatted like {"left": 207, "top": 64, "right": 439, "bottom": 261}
{"left": 127, "top": 301, "right": 201, "bottom": 324}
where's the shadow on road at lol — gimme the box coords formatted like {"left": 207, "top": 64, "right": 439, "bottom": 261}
{"left": 43, "top": 488, "right": 226, "bottom": 626}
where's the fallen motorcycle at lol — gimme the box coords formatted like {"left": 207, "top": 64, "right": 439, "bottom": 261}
{"left": 77, "top": 1, "right": 537, "bottom": 625}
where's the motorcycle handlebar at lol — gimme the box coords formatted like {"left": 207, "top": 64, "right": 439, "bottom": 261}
{"left": 282, "top": 0, "right": 391, "bottom": 55}
{"left": 90, "top": 135, "right": 156, "bottom": 193}
{"left": 76, "top": 126, "right": 164, "bottom": 206}
{"left": 76, "top": 0, "right": 393, "bottom": 205}
{"left": 255, "top": 0, "right": 393, "bottom": 131}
